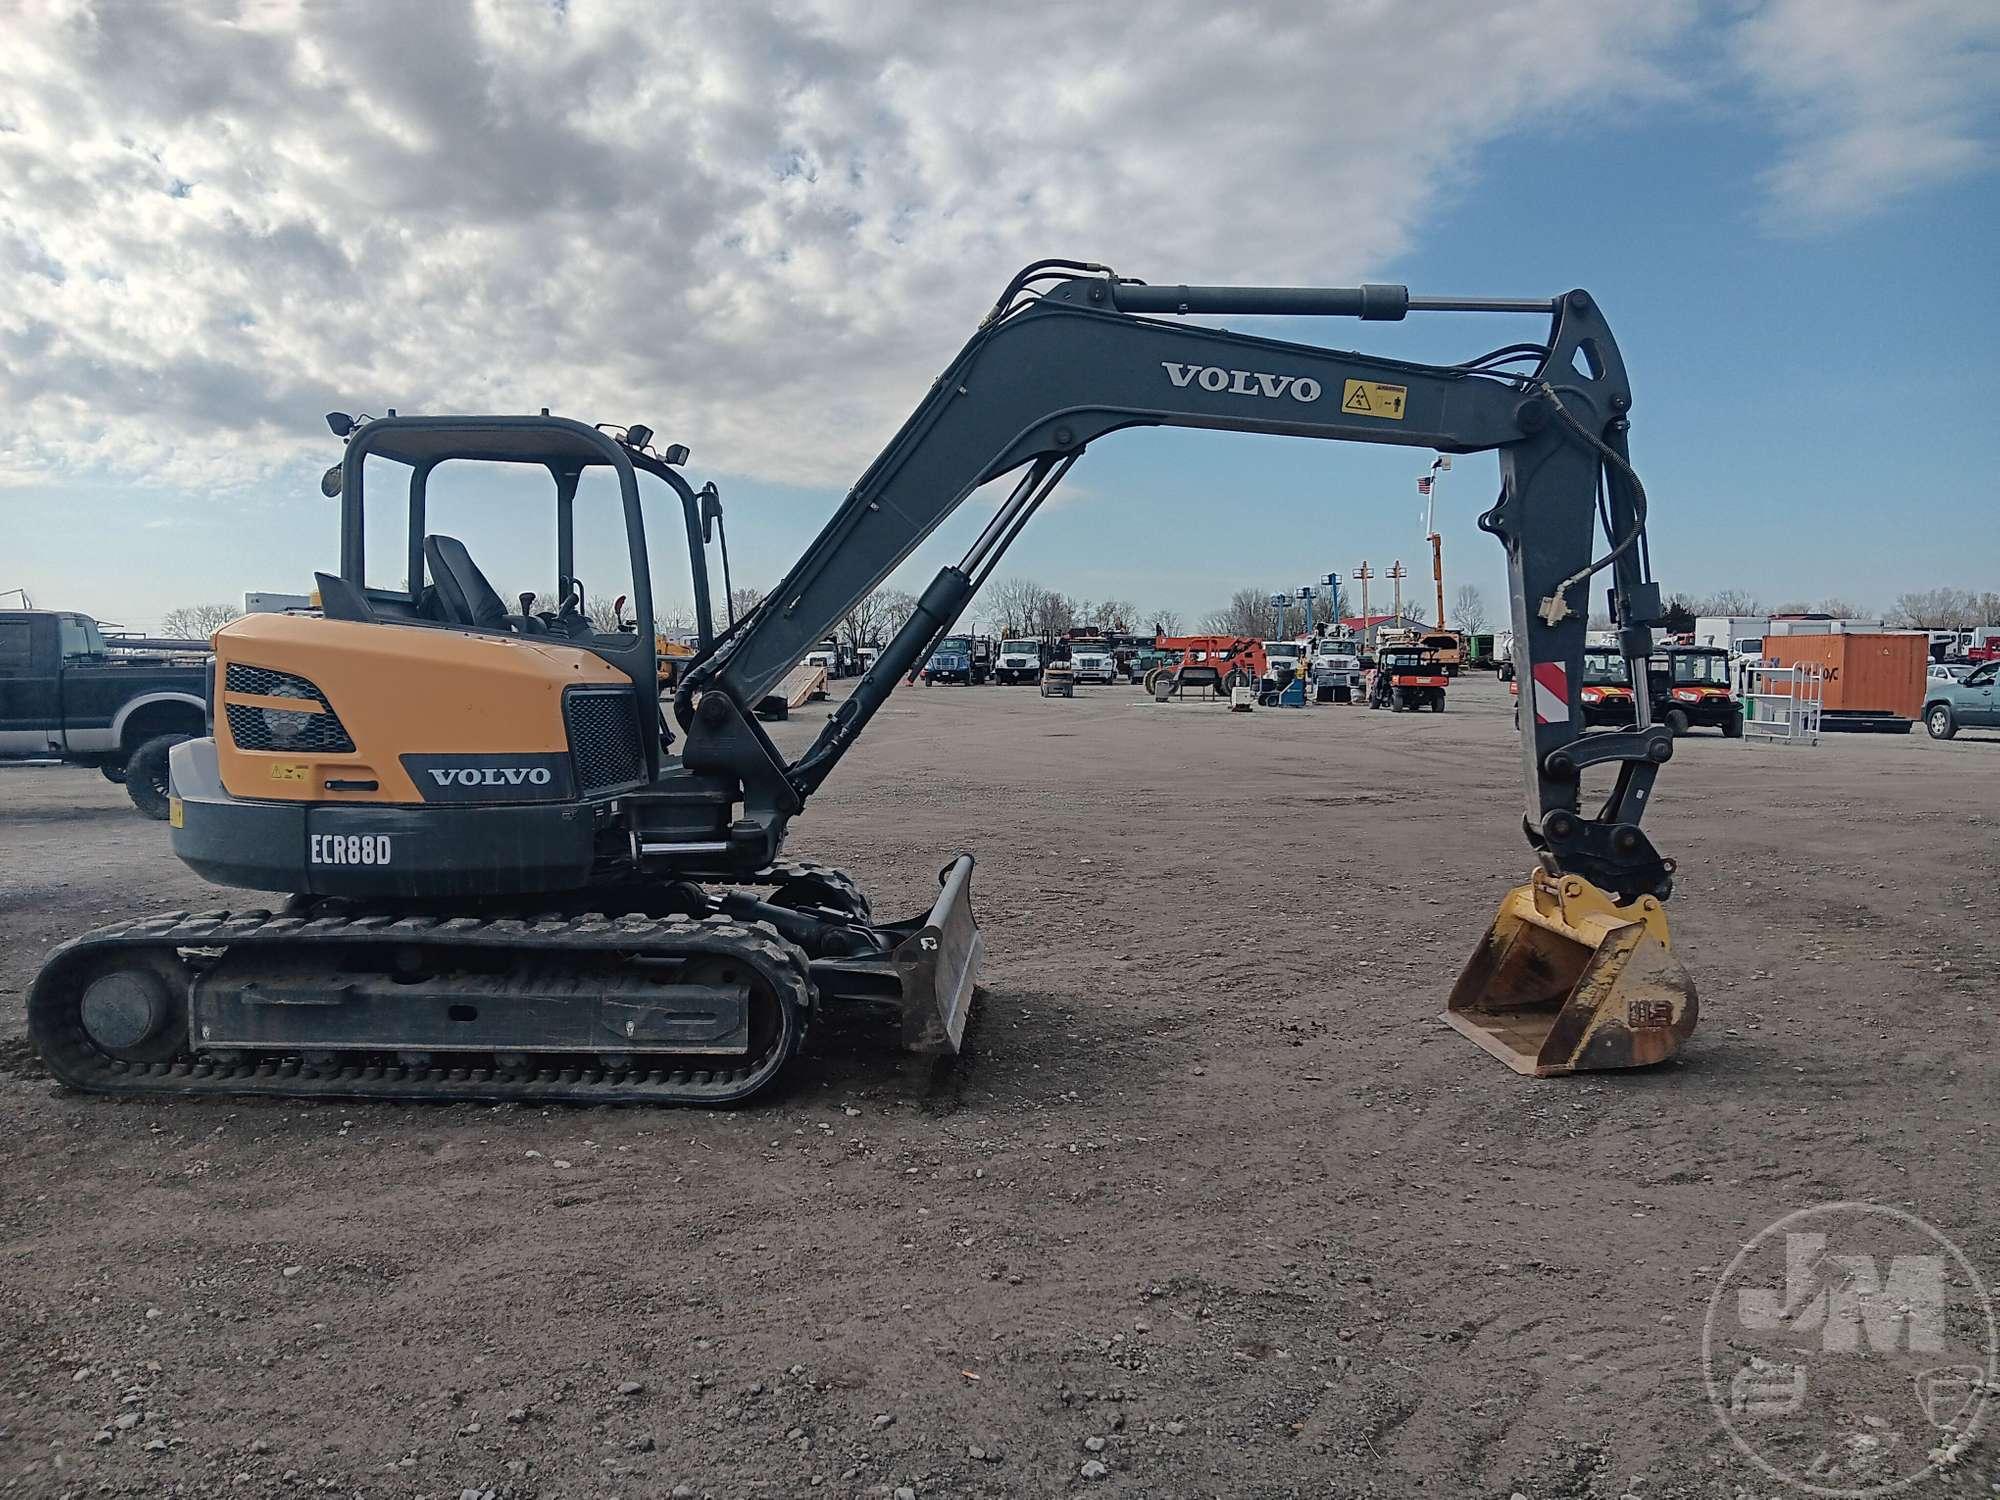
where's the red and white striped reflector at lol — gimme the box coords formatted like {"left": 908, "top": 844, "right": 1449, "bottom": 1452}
{"left": 1531, "top": 661, "right": 1570, "bottom": 724}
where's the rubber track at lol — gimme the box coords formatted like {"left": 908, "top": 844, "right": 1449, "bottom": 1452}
{"left": 28, "top": 908, "right": 815, "bottom": 1106}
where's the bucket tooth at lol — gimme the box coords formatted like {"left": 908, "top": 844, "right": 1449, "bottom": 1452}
{"left": 1443, "top": 869, "right": 1697, "bottom": 1076}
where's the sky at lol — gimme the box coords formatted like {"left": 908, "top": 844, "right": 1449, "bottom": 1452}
{"left": 2, "top": 0, "right": 1996, "bottom": 635}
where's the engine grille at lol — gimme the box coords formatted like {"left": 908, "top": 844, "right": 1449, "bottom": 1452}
{"left": 223, "top": 663, "right": 356, "bottom": 754}
{"left": 564, "top": 686, "right": 645, "bottom": 795}
{"left": 226, "top": 663, "right": 329, "bottom": 703}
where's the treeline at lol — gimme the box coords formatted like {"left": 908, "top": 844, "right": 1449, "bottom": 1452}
{"left": 1656, "top": 589, "right": 2000, "bottom": 631}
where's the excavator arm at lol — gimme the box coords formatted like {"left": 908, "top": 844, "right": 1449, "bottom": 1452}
{"left": 678, "top": 262, "right": 1674, "bottom": 906}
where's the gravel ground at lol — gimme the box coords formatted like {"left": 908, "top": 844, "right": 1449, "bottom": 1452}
{"left": 2, "top": 673, "right": 1996, "bottom": 1499}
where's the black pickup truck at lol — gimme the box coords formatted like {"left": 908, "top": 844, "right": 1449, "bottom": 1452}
{"left": 0, "top": 610, "right": 210, "bottom": 818}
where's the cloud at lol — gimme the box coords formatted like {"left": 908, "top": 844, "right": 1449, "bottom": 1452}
{"left": 0, "top": 0, "right": 1695, "bottom": 494}
{"left": 1731, "top": 0, "right": 2000, "bottom": 229}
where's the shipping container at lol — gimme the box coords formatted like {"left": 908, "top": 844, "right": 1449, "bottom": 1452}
{"left": 1760, "top": 631, "right": 1926, "bottom": 732}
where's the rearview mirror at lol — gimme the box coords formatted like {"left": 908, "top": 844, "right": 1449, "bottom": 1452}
{"left": 321, "top": 464, "right": 343, "bottom": 498}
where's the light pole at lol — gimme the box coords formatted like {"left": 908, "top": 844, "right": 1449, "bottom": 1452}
{"left": 1323, "top": 572, "right": 1342, "bottom": 632}
{"left": 1420, "top": 455, "right": 1451, "bottom": 630}
{"left": 1388, "top": 560, "right": 1408, "bottom": 633}
{"left": 1268, "top": 591, "right": 1288, "bottom": 641}
{"left": 1352, "top": 562, "right": 1373, "bottom": 648}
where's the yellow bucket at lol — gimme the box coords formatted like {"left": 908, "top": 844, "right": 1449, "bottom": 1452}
{"left": 1444, "top": 869, "right": 1697, "bottom": 1076}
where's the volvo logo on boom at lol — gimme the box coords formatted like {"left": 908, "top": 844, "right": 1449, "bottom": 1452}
{"left": 1161, "top": 362, "right": 1322, "bottom": 402}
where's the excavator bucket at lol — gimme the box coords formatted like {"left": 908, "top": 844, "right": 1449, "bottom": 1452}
{"left": 1443, "top": 869, "right": 1696, "bottom": 1076}
{"left": 890, "top": 853, "right": 983, "bottom": 1053}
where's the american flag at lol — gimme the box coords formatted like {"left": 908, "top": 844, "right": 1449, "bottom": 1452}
{"left": 1416, "top": 476, "right": 1432, "bottom": 495}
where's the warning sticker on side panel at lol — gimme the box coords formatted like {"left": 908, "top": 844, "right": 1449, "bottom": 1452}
{"left": 1341, "top": 379, "right": 1407, "bottom": 419}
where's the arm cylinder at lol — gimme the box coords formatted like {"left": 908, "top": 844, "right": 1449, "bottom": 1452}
{"left": 1109, "top": 283, "right": 1409, "bottom": 320}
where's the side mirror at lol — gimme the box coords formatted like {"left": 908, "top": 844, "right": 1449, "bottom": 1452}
{"left": 325, "top": 412, "right": 354, "bottom": 437}
{"left": 662, "top": 443, "right": 690, "bottom": 467}
{"left": 321, "top": 464, "right": 343, "bottom": 498}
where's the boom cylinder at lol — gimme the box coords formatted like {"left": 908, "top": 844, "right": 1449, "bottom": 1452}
{"left": 790, "top": 566, "right": 973, "bottom": 794}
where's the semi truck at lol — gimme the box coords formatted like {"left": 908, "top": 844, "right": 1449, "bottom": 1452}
{"left": 994, "top": 637, "right": 1046, "bottom": 684}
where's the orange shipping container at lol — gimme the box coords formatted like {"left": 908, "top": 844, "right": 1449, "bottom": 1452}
{"left": 1761, "top": 632, "right": 1927, "bottom": 722}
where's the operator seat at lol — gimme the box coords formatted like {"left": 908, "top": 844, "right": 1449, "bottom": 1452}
{"left": 423, "top": 534, "right": 544, "bottom": 634}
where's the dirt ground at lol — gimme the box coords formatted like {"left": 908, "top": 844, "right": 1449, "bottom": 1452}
{"left": 2, "top": 674, "right": 1997, "bottom": 1500}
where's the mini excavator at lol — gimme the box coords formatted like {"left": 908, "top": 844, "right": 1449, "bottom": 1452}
{"left": 29, "top": 259, "right": 1696, "bottom": 1102}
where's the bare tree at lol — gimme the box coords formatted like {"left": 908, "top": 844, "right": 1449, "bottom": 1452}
{"left": 1893, "top": 588, "right": 1975, "bottom": 630}
{"left": 1974, "top": 592, "right": 2000, "bottom": 627}
{"left": 1771, "top": 600, "right": 1813, "bottom": 616}
{"left": 1027, "top": 589, "right": 1076, "bottom": 638}
{"left": 838, "top": 590, "right": 890, "bottom": 651}
{"left": 1203, "top": 587, "right": 1277, "bottom": 638}
{"left": 728, "top": 586, "right": 767, "bottom": 624}
{"left": 1150, "top": 607, "right": 1183, "bottom": 637}
{"left": 1450, "top": 584, "right": 1489, "bottom": 635}
{"left": 587, "top": 596, "right": 628, "bottom": 632}
{"left": 1696, "top": 589, "right": 1764, "bottom": 616}
{"left": 1814, "top": 596, "right": 1869, "bottom": 619}
{"left": 1096, "top": 598, "right": 1136, "bottom": 633}
{"left": 160, "top": 603, "right": 239, "bottom": 639}
{"left": 874, "top": 588, "right": 920, "bottom": 636}
{"left": 983, "top": 577, "right": 1049, "bottom": 637}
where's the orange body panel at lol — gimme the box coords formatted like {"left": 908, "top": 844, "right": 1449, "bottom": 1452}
{"left": 213, "top": 613, "right": 626, "bottom": 804}
{"left": 1761, "top": 632, "right": 1926, "bottom": 719}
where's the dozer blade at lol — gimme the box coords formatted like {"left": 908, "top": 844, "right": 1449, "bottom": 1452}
{"left": 891, "top": 853, "right": 983, "bottom": 1054}
{"left": 1443, "top": 869, "right": 1696, "bottom": 1077}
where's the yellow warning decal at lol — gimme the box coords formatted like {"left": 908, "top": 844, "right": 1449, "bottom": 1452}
{"left": 1341, "top": 379, "right": 1407, "bottom": 420}
{"left": 168, "top": 796, "right": 184, "bottom": 828}
{"left": 268, "top": 762, "right": 308, "bottom": 783}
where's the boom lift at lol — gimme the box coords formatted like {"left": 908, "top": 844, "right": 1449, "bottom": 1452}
{"left": 29, "top": 259, "right": 1695, "bottom": 1101}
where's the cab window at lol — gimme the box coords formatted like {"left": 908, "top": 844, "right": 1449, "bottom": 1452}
{"left": 58, "top": 615, "right": 105, "bottom": 661}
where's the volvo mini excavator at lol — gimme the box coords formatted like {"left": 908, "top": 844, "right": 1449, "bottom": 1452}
{"left": 29, "top": 258, "right": 1696, "bottom": 1102}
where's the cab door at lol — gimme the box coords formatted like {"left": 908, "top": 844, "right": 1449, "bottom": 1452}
{"left": 1960, "top": 663, "right": 1999, "bottom": 726}
{"left": 0, "top": 614, "right": 62, "bottom": 753}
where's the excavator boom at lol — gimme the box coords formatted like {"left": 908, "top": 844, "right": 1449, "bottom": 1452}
{"left": 670, "top": 262, "right": 1694, "bottom": 1076}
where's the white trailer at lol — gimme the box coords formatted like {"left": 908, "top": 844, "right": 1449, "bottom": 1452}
{"left": 1692, "top": 615, "right": 1769, "bottom": 656}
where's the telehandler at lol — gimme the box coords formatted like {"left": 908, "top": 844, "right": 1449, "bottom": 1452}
{"left": 29, "top": 259, "right": 1693, "bottom": 1100}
